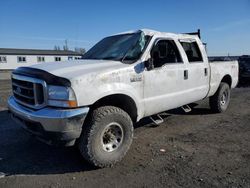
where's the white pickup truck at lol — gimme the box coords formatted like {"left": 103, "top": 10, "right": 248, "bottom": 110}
{"left": 8, "top": 29, "right": 238, "bottom": 167}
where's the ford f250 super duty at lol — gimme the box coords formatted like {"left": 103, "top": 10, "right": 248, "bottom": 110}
{"left": 8, "top": 29, "right": 238, "bottom": 167}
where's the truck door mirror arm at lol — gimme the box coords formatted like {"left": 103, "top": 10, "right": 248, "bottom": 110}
{"left": 144, "top": 58, "right": 154, "bottom": 71}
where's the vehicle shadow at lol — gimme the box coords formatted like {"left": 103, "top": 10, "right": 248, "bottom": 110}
{"left": 0, "top": 110, "right": 97, "bottom": 176}
{"left": 237, "top": 80, "right": 250, "bottom": 88}
{"left": 135, "top": 103, "right": 215, "bottom": 129}
{"left": 167, "top": 103, "right": 216, "bottom": 115}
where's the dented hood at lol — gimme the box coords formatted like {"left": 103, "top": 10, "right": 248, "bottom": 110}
{"left": 29, "top": 59, "right": 127, "bottom": 81}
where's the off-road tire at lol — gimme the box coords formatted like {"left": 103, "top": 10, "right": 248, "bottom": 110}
{"left": 209, "top": 82, "right": 231, "bottom": 113}
{"left": 78, "top": 106, "right": 133, "bottom": 168}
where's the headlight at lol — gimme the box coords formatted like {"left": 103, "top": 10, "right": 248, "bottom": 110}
{"left": 47, "top": 85, "right": 77, "bottom": 108}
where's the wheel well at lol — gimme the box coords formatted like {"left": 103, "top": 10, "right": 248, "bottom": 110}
{"left": 221, "top": 75, "right": 232, "bottom": 88}
{"left": 91, "top": 94, "right": 138, "bottom": 122}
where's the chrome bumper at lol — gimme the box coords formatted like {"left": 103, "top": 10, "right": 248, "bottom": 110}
{"left": 8, "top": 96, "right": 89, "bottom": 146}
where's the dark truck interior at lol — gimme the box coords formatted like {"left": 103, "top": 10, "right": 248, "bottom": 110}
{"left": 151, "top": 40, "right": 182, "bottom": 68}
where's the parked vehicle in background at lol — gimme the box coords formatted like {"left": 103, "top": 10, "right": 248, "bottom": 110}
{"left": 208, "top": 56, "right": 239, "bottom": 62}
{"left": 8, "top": 29, "right": 239, "bottom": 167}
{"left": 238, "top": 55, "right": 250, "bottom": 83}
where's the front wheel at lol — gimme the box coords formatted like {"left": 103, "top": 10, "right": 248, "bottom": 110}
{"left": 209, "top": 82, "right": 231, "bottom": 113}
{"left": 78, "top": 106, "right": 134, "bottom": 168}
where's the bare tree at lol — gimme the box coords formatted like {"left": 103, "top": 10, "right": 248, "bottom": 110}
{"left": 63, "top": 45, "right": 69, "bottom": 51}
{"left": 54, "top": 45, "right": 61, "bottom": 50}
{"left": 63, "top": 40, "right": 69, "bottom": 51}
{"left": 75, "top": 47, "right": 86, "bottom": 55}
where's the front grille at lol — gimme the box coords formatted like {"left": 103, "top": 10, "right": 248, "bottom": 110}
{"left": 12, "top": 74, "right": 47, "bottom": 109}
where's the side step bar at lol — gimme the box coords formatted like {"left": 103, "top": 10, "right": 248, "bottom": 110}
{"left": 150, "top": 112, "right": 169, "bottom": 126}
{"left": 149, "top": 105, "right": 192, "bottom": 126}
{"left": 181, "top": 105, "right": 192, "bottom": 113}
{"left": 150, "top": 114, "right": 164, "bottom": 125}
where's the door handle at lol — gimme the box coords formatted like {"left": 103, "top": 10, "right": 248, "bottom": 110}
{"left": 204, "top": 68, "right": 208, "bottom": 76}
{"left": 184, "top": 70, "right": 188, "bottom": 80}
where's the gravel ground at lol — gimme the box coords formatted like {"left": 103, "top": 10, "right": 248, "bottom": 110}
{"left": 0, "top": 70, "right": 12, "bottom": 80}
{"left": 0, "top": 80, "right": 249, "bottom": 188}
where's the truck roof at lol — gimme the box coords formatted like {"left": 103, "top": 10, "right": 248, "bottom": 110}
{"left": 114, "top": 28, "right": 198, "bottom": 39}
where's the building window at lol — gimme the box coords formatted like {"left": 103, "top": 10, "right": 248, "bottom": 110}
{"left": 68, "top": 56, "right": 73, "bottom": 60}
{"left": 0, "top": 56, "right": 7, "bottom": 63}
{"left": 55, "top": 57, "right": 61, "bottom": 61}
{"left": 75, "top": 57, "right": 81, "bottom": 60}
{"left": 17, "top": 56, "right": 26, "bottom": 63}
{"left": 37, "top": 56, "right": 45, "bottom": 62}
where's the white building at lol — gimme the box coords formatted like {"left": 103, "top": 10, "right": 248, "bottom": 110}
{"left": 0, "top": 48, "right": 82, "bottom": 70}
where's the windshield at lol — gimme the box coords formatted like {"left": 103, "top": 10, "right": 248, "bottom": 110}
{"left": 82, "top": 31, "right": 150, "bottom": 63}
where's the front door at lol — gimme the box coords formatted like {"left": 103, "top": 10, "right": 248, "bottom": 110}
{"left": 143, "top": 39, "right": 188, "bottom": 116}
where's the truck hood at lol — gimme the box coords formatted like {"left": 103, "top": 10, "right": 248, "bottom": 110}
{"left": 30, "top": 59, "right": 128, "bottom": 80}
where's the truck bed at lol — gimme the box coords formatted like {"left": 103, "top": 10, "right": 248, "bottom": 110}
{"left": 208, "top": 61, "right": 239, "bottom": 97}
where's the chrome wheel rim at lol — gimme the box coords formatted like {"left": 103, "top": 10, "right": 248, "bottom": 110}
{"left": 220, "top": 90, "right": 228, "bottom": 106}
{"left": 101, "top": 122, "right": 124, "bottom": 152}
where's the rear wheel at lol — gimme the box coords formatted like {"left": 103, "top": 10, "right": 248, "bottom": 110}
{"left": 78, "top": 106, "right": 133, "bottom": 167}
{"left": 209, "top": 82, "right": 231, "bottom": 113}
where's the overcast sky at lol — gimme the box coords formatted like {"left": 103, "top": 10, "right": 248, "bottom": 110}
{"left": 0, "top": 0, "right": 249, "bottom": 56}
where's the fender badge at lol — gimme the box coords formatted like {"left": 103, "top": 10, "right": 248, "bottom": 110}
{"left": 130, "top": 75, "right": 142, "bottom": 82}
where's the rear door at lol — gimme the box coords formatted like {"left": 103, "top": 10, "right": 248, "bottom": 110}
{"left": 179, "top": 39, "right": 210, "bottom": 102}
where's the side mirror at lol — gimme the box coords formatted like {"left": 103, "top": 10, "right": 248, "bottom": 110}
{"left": 144, "top": 58, "right": 154, "bottom": 71}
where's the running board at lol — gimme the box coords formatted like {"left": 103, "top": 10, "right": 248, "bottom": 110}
{"left": 150, "top": 114, "right": 164, "bottom": 125}
{"left": 181, "top": 105, "right": 192, "bottom": 113}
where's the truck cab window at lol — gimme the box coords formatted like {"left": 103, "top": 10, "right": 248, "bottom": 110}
{"left": 151, "top": 40, "right": 182, "bottom": 68}
{"left": 180, "top": 41, "right": 203, "bottom": 62}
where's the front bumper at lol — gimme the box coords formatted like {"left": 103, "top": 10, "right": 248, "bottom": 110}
{"left": 8, "top": 96, "right": 89, "bottom": 146}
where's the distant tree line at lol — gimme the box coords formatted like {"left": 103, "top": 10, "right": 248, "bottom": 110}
{"left": 53, "top": 45, "right": 86, "bottom": 55}
{"left": 54, "top": 39, "right": 86, "bottom": 55}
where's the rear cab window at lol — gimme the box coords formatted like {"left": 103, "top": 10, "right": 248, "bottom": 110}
{"left": 180, "top": 40, "right": 203, "bottom": 62}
